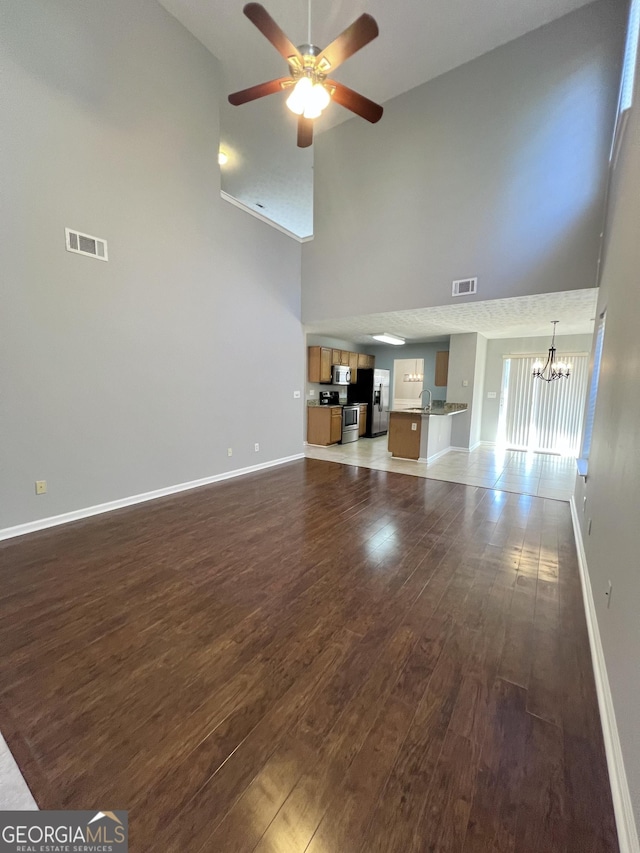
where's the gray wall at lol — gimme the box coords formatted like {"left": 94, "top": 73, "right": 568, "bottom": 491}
{"left": 573, "top": 36, "right": 640, "bottom": 835}
{"left": 0, "top": 0, "right": 304, "bottom": 531}
{"left": 481, "top": 334, "right": 594, "bottom": 442}
{"left": 446, "top": 333, "right": 487, "bottom": 449}
{"left": 302, "top": 0, "right": 624, "bottom": 323}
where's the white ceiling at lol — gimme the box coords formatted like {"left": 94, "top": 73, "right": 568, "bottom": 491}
{"left": 304, "top": 289, "right": 599, "bottom": 343}
{"left": 158, "top": 0, "right": 596, "bottom": 237}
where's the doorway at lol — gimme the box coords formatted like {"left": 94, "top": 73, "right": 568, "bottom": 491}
{"left": 392, "top": 358, "right": 424, "bottom": 410}
{"left": 498, "top": 353, "right": 589, "bottom": 455}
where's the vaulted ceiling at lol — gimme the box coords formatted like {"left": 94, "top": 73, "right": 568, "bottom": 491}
{"left": 157, "top": 0, "right": 597, "bottom": 237}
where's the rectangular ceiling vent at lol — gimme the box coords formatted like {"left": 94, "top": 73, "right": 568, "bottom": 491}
{"left": 65, "top": 228, "right": 108, "bottom": 261}
{"left": 452, "top": 277, "right": 477, "bottom": 297}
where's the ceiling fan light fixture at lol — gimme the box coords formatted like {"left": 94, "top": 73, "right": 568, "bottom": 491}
{"left": 373, "top": 333, "right": 405, "bottom": 346}
{"left": 286, "top": 76, "right": 312, "bottom": 115}
{"left": 286, "top": 77, "right": 330, "bottom": 118}
{"left": 218, "top": 150, "right": 229, "bottom": 165}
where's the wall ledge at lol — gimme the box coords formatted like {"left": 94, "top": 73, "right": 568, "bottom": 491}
{"left": 0, "top": 454, "right": 305, "bottom": 542}
{"left": 570, "top": 496, "right": 640, "bottom": 853}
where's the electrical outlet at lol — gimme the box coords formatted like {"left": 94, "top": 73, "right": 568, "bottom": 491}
{"left": 227, "top": 448, "right": 233, "bottom": 457}
{"left": 254, "top": 443, "right": 260, "bottom": 452}
{"left": 462, "top": 380, "right": 469, "bottom": 387}
{"left": 308, "top": 389, "right": 315, "bottom": 396}
{"left": 35, "top": 480, "right": 47, "bottom": 495}
{"left": 293, "top": 390, "right": 301, "bottom": 399}
{"left": 606, "top": 580, "right": 613, "bottom": 608}
{"left": 411, "top": 422, "right": 417, "bottom": 431}
{"left": 487, "top": 391, "right": 497, "bottom": 399}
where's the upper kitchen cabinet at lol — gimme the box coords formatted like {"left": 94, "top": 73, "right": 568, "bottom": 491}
{"left": 308, "top": 347, "right": 374, "bottom": 384}
{"left": 435, "top": 351, "right": 449, "bottom": 386}
{"left": 358, "top": 353, "right": 375, "bottom": 370}
{"left": 348, "top": 351, "right": 358, "bottom": 383}
{"left": 331, "top": 349, "right": 351, "bottom": 366}
{"left": 308, "top": 346, "right": 333, "bottom": 383}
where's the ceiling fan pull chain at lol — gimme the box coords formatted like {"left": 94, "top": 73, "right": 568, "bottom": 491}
{"left": 307, "top": 0, "right": 311, "bottom": 45}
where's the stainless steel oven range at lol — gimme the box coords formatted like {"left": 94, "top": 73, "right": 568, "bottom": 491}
{"left": 341, "top": 405, "right": 360, "bottom": 444}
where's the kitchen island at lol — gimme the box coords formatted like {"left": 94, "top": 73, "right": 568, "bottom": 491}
{"left": 387, "top": 404, "right": 467, "bottom": 462}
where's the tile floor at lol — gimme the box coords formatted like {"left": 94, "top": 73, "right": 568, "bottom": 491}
{"left": 305, "top": 437, "right": 577, "bottom": 501}
{"left": 0, "top": 734, "right": 38, "bottom": 809}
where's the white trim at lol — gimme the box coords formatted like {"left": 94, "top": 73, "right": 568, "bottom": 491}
{"left": 0, "top": 454, "right": 305, "bottom": 542}
{"left": 570, "top": 497, "right": 640, "bottom": 853}
{"left": 448, "top": 441, "right": 482, "bottom": 453}
{"left": 220, "top": 191, "right": 313, "bottom": 243}
{"left": 421, "top": 445, "right": 452, "bottom": 463}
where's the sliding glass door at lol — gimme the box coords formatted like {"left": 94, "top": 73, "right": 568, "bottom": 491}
{"left": 499, "top": 353, "right": 589, "bottom": 455}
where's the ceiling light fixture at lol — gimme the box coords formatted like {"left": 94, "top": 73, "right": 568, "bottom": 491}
{"left": 373, "top": 333, "right": 405, "bottom": 346}
{"left": 286, "top": 74, "right": 331, "bottom": 119}
{"left": 404, "top": 359, "right": 423, "bottom": 382}
{"left": 218, "top": 150, "right": 229, "bottom": 165}
{"left": 285, "top": 5, "right": 331, "bottom": 120}
{"left": 532, "top": 321, "right": 571, "bottom": 382}
{"left": 228, "top": 3, "right": 382, "bottom": 148}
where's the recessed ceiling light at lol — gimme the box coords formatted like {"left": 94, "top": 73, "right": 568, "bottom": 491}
{"left": 218, "top": 150, "right": 228, "bottom": 166}
{"left": 372, "top": 333, "right": 405, "bottom": 346}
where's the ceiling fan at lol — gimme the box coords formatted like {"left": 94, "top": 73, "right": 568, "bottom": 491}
{"left": 228, "top": 3, "right": 383, "bottom": 148}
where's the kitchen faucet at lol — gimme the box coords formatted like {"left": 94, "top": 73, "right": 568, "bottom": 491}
{"left": 417, "top": 388, "right": 432, "bottom": 411}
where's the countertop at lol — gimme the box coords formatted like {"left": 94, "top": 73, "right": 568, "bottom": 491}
{"left": 390, "top": 405, "right": 468, "bottom": 417}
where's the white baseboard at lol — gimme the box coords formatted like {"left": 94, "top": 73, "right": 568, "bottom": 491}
{"left": 0, "top": 454, "right": 305, "bottom": 542}
{"left": 570, "top": 497, "right": 640, "bottom": 853}
{"left": 420, "top": 445, "right": 452, "bottom": 463}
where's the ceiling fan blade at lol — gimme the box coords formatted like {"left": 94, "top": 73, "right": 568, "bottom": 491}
{"left": 228, "top": 77, "right": 293, "bottom": 106}
{"left": 327, "top": 81, "right": 383, "bottom": 123}
{"left": 297, "top": 116, "right": 313, "bottom": 148}
{"left": 315, "top": 14, "right": 379, "bottom": 74}
{"left": 243, "top": 3, "right": 302, "bottom": 66}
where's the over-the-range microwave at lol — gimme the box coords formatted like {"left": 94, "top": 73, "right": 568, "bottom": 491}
{"left": 331, "top": 364, "right": 351, "bottom": 385}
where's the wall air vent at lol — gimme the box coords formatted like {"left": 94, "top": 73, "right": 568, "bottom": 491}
{"left": 452, "top": 277, "right": 477, "bottom": 297}
{"left": 65, "top": 228, "right": 108, "bottom": 261}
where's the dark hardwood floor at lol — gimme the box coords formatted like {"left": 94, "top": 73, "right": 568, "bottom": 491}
{"left": 0, "top": 459, "right": 617, "bottom": 852}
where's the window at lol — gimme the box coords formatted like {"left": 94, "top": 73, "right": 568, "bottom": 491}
{"left": 611, "top": 0, "right": 640, "bottom": 159}
{"left": 581, "top": 311, "right": 606, "bottom": 462}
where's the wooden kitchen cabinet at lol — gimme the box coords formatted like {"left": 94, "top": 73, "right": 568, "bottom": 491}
{"left": 307, "top": 406, "right": 343, "bottom": 446}
{"left": 308, "top": 346, "right": 333, "bottom": 384}
{"left": 435, "top": 351, "right": 449, "bottom": 387}
{"left": 349, "top": 352, "right": 358, "bottom": 383}
{"left": 357, "top": 353, "right": 375, "bottom": 370}
{"left": 388, "top": 412, "right": 421, "bottom": 459}
{"left": 330, "top": 407, "right": 342, "bottom": 443}
{"left": 308, "top": 347, "right": 374, "bottom": 384}
{"left": 359, "top": 404, "right": 367, "bottom": 436}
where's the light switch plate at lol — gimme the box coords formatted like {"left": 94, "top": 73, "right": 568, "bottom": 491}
{"left": 462, "top": 380, "right": 469, "bottom": 387}
{"left": 293, "top": 390, "right": 301, "bottom": 398}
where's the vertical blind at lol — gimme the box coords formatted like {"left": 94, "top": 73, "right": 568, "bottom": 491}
{"left": 502, "top": 353, "right": 589, "bottom": 455}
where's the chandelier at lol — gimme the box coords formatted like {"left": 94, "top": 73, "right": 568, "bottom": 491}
{"left": 532, "top": 321, "right": 571, "bottom": 382}
{"left": 404, "top": 359, "right": 423, "bottom": 383}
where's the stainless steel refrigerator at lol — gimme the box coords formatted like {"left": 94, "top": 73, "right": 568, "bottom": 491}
{"left": 347, "top": 368, "right": 390, "bottom": 437}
